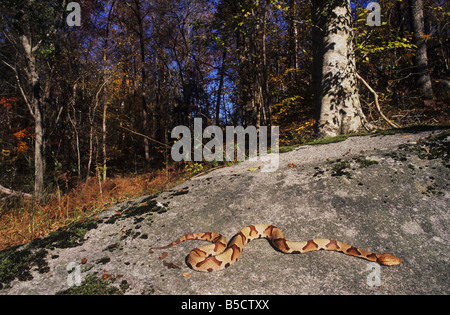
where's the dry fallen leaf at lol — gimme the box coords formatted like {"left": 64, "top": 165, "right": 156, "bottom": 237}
{"left": 80, "top": 257, "right": 87, "bottom": 264}
{"left": 149, "top": 249, "right": 154, "bottom": 254}
{"left": 159, "top": 252, "right": 168, "bottom": 260}
{"left": 102, "top": 270, "right": 112, "bottom": 279}
{"left": 182, "top": 272, "right": 192, "bottom": 279}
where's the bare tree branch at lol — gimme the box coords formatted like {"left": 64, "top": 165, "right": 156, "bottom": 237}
{"left": 356, "top": 73, "right": 401, "bottom": 129}
{"left": 1, "top": 59, "right": 34, "bottom": 117}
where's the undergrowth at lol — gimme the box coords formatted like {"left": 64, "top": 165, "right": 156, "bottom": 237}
{"left": 0, "top": 167, "right": 188, "bottom": 251}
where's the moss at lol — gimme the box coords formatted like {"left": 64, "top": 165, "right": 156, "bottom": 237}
{"left": 400, "top": 129, "right": 450, "bottom": 167}
{"left": 325, "top": 157, "right": 379, "bottom": 179}
{"left": 167, "top": 188, "right": 189, "bottom": 198}
{"left": 0, "top": 217, "right": 99, "bottom": 290}
{"left": 1, "top": 218, "right": 100, "bottom": 289}
{"left": 377, "top": 124, "right": 449, "bottom": 135}
{"left": 56, "top": 274, "right": 126, "bottom": 295}
{"left": 330, "top": 159, "right": 352, "bottom": 178}
{"left": 104, "top": 197, "right": 165, "bottom": 225}
{"left": 419, "top": 131, "right": 449, "bottom": 164}
{"left": 0, "top": 246, "right": 49, "bottom": 289}
{"left": 277, "top": 145, "right": 298, "bottom": 153}
{"left": 29, "top": 218, "right": 98, "bottom": 250}
{"left": 425, "top": 184, "right": 445, "bottom": 196}
{"left": 0, "top": 195, "right": 170, "bottom": 292}
{"left": 307, "top": 134, "right": 352, "bottom": 145}
{"left": 385, "top": 151, "right": 408, "bottom": 162}
{"left": 96, "top": 257, "right": 111, "bottom": 265}
{"left": 355, "top": 157, "right": 379, "bottom": 168}
{"left": 305, "top": 125, "right": 449, "bottom": 147}
{"left": 119, "top": 279, "right": 130, "bottom": 292}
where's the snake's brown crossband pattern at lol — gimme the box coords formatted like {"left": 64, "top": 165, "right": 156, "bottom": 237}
{"left": 151, "top": 224, "right": 402, "bottom": 272}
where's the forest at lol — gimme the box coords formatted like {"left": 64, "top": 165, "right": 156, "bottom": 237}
{"left": 0, "top": 0, "right": 448, "bottom": 250}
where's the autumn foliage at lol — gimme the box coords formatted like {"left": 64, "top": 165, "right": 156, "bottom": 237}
{"left": 0, "top": 167, "right": 186, "bottom": 251}
{"left": 0, "top": 0, "right": 448, "bottom": 250}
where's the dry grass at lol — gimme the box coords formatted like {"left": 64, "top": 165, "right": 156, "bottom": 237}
{"left": 0, "top": 167, "right": 186, "bottom": 251}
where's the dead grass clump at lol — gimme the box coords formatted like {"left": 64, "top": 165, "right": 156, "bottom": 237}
{"left": 0, "top": 167, "right": 185, "bottom": 251}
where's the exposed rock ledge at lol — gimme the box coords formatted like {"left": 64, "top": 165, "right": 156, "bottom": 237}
{"left": 1, "top": 128, "right": 449, "bottom": 294}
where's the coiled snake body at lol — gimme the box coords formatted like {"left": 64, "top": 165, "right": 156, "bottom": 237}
{"left": 152, "top": 224, "right": 402, "bottom": 272}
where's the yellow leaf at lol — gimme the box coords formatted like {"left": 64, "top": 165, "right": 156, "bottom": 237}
{"left": 2, "top": 149, "right": 11, "bottom": 157}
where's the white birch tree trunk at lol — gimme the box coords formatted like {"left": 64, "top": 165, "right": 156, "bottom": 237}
{"left": 312, "top": 0, "right": 371, "bottom": 138}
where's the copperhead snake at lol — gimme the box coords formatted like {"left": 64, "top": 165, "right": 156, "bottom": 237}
{"left": 151, "top": 224, "right": 402, "bottom": 272}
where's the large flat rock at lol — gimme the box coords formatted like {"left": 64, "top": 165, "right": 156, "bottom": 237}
{"left": 1, "top": 129, "right": 449, "bottom": 295}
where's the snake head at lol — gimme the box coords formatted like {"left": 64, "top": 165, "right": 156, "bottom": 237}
{"left": 377, "top": 254, "right": 402, "bottom": 266}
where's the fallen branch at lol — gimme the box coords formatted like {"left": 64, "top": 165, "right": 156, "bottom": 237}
{"left": 119, "top": 125, "right": 214, "bottom": 156}
{"left": 119, "top": 125, "right": 172, "bottom": 148}
{"left": 356, "top": 73, "right": 401, "bottom": 129}
{"left": 0, "top": 184, "right": 33, "bottom": 200}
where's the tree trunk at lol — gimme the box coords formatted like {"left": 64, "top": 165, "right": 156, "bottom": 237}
{"left": 312, "top": 0, "right": 369, "bottom": 138}
{"left": 102, "top": 82, "right": 108, "bottom": 182}
{"left": 20, "top": 34, "right": 45, "bottom": 198}
{"left": 101, "top": 0, "right": 116, "bottom": 181}
{"left": 135, "top": 1, "right": 151, "bottom": 165}
{"left": 289, "top": 0, "right": 300, "bottom": 78}
{"left": 3, "top": 1, "right": 70, "bottom": 199}
{"left": 262, "top": 6, "right": 271, "bottom": 127}
{"left": 215, "top": 50, "right": 227, "bottom": 126}
{"left": 33, "top": 82, "right": 45, "bottom": 198}
{"left": 68, "top": 83, "right": 81, "bottom": 180}
{"left": 409, "top": 0, "right": 434, "bottom": 100}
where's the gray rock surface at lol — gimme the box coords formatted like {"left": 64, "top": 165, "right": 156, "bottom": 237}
{"left": 1, "top": 129, "right": 449, "bottom": 295}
